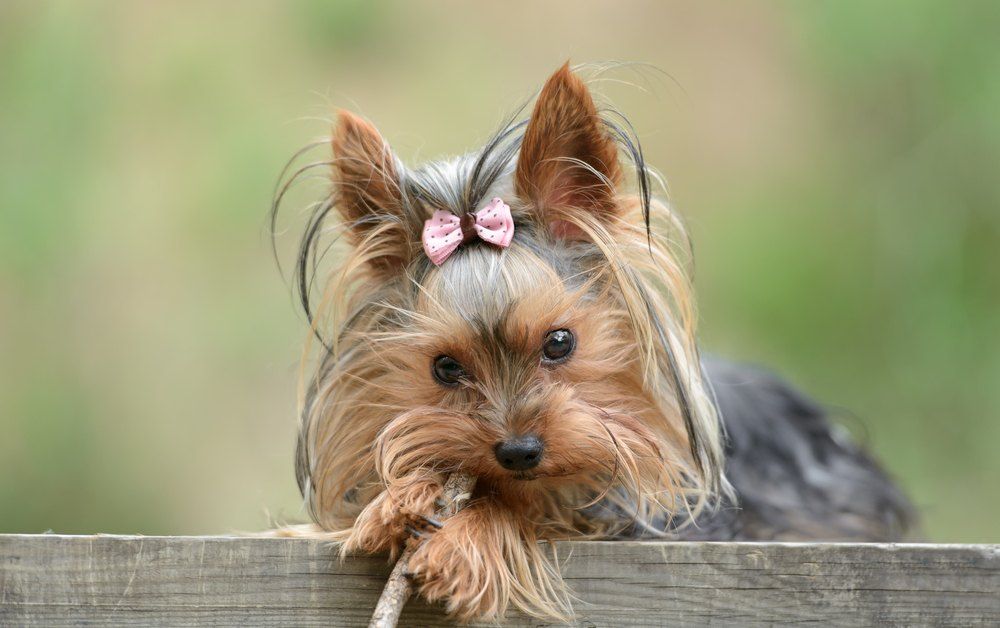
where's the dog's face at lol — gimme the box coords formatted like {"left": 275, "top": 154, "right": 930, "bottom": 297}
{"left": 293, "top": 65, "right": 725, "bottom": 529}
{"left": 372, "top": 246, "right": 675, "bottom": 504}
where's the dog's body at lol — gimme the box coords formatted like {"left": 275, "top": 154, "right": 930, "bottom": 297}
{"left": 276, "top": 64, "right": 913, "bottom": 622}
{"left": 598, "top": 357, "right": 913, "bottom": 542}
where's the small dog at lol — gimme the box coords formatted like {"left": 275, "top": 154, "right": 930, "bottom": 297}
{"left": 276, "top": 64, "right": 913, "bottom": 622}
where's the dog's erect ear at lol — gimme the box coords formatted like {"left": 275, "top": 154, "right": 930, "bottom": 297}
{"left": 331, "top": 110, "right": 415, "bottom": 273}
{"left": 516, "top": 63, "right": 622, "bottom": 232}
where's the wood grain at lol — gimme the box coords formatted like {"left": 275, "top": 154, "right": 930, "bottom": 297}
{"left": 1, "top": 535, "right": 997, "bottom": 626}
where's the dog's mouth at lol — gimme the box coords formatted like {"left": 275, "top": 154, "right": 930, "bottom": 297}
{"left": 509, "top": 470, "right": 573, "bottom": 481}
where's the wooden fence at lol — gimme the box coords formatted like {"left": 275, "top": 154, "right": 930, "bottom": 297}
{"left": 1, "top": 534, "right": 997, "bottom": 626}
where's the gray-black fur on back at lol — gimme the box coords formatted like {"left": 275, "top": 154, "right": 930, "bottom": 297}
{"left": 594, "top": 357, "right": 914, "bottom": 541}
{"left": 684, "top": 358, "right": 914, "bottom": 540}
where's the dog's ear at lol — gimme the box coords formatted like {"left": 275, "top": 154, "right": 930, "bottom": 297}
{"left": 516, "top": 63, "right": 622, "bottom": 234}
{"left": 331, "top": 110, "right": 415, "bottom": 274}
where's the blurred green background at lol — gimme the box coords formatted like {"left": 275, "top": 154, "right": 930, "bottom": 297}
{"left": 1, "top": 1, "right": 997, "bottom": 541}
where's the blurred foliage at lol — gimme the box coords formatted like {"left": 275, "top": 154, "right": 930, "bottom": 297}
{"left": 0, "top": 1, "right": 996, "bottom": 541}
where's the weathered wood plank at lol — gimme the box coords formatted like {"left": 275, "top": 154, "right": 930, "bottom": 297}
{"left": 0, "top": 535, "right": 997, "bottom": 626}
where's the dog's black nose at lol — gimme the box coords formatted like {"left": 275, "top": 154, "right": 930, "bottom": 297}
{"left": 494, "top": 435, "right": 544, "bottom": 471}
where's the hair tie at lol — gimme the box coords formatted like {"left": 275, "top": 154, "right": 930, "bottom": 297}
{"left": 421, "top": 197, "right": 514, "bottom": 266}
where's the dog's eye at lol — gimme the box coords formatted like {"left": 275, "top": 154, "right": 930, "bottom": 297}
{"left": 432, "top": 355, "right": 466, "bottom": 386}
{"left": 542, "top": 329, "right": 575, "bottom": 363}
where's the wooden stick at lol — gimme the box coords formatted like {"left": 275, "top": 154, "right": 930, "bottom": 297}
{"left": 368, "top": 472, "right": 476, "bottom": 628}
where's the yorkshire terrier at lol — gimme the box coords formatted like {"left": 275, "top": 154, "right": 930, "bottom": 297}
{"left": 274, "top": 63, "right": 913, "bottom": 622}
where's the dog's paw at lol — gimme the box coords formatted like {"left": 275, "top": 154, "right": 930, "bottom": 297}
{"left": 408, "top": 509, "right": 506, "bottom": 622}
{"left": 343, "top": 479, "right": 442, "bottom": 555}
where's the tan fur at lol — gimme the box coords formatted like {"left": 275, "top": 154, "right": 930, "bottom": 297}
{"left": 293, "top": 65, "right": 727, "bottom": 622}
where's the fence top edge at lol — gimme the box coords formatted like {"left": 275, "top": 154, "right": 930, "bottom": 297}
{"left": 0, "top": 533, "right": 996, "bottom": 551}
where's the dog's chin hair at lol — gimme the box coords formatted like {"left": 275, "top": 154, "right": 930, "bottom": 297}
{"left": 278, "top": 66, "right": 731, "bottom": 622}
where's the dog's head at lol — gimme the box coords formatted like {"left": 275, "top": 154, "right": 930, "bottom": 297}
{"left": 285, "top": 64, "right": 727, "bottom": 533}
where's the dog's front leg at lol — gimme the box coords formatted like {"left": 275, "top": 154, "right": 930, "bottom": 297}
{"left": 407, "top": 496, "right": 524, "bottom": 622}
{"left": 343, "top": 473, "right": 444, "bottom": 557}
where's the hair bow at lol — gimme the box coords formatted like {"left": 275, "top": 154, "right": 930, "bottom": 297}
{"left": 422, "top": 197, "right": 514, "bottom": 266}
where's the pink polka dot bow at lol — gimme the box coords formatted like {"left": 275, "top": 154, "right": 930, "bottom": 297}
{"left": 422, "top": 197, "right": 515, "bottom": 266}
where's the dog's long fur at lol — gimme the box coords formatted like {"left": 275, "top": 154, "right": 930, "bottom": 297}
{"left": 273, "top": 64, "right": 913, "bottom": 622}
